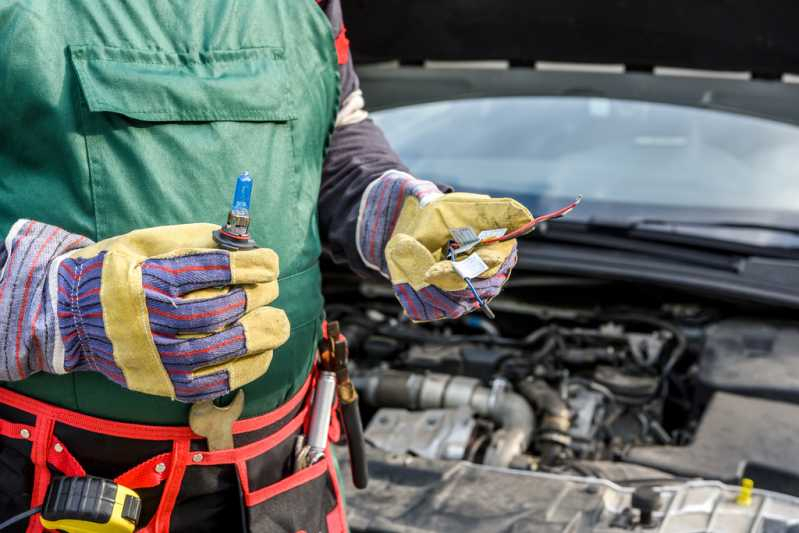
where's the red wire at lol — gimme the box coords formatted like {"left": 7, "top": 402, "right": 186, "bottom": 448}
{"left": 482, "top": 195, "right": 583, "bottom": 244}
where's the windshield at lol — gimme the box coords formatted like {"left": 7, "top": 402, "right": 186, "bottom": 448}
{"left": 373, "top": 97, "right": 799, "bottom": 230}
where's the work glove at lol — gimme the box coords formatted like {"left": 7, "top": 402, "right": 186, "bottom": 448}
{"left": 0, "top": 220, "right": 289, "bottom": 402}
{"left": 357, "top": 171, "right": 533, "bottom": 321}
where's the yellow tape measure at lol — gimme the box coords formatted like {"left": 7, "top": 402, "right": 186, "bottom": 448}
{"left": 39, "top": 477, "right": 141, "bottom": 533}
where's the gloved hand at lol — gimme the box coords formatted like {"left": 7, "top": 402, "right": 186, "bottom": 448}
{"left": 357, "top": 171, "right": 533, "bottom": 321}
{"left": 0, "top": 220, "right": 289, "bottom": 402}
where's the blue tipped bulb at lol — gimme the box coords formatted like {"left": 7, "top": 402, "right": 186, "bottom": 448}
{"left": 230, "top": 171, "right": 253, "bottom": 216}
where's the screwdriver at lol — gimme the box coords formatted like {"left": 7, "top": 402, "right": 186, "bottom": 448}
{"left": 324, "top": 321, "right": 368, "bottom": 488}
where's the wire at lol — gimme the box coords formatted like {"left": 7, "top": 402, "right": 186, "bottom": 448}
{"left": 0, "top": 507, "right": 41, "bottom": 530}
{"left": 449, "top": 195, "right": 583, "bottom": 251}
{"left": 601, "top": 314, "right": 687, "bottom": 371}
{"left": 483, "top": 196, "right": 583, "bottom": 244}
{"left": 445, "top": 245, "right": 495, "bottom": 319}
{"left": 376, "top": 323, "right": 552, "bottom": 348}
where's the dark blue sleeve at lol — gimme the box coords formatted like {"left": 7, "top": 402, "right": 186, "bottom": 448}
{"left": 317, "top": 0, "right": 410, "bottom": 278}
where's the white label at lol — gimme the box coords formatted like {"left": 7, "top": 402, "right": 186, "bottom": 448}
{"left": 452, "top": 253, "right": 489, "bottom": 279}
{"left": 478, "top": 228, "right": 507, "bottom": 241}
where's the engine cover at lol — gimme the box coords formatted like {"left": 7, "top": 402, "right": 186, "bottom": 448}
{"left": 699, "top": 319, "right": 799, "bottom": 404}
{"left": 626, "top": 392, "right": 799, "bottom": 493}
{"left": 338, "top": 446, "right": 799, "bottom": 532}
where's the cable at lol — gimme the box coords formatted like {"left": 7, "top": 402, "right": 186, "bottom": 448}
{"left": 0, "top": 507, "right": 41, "bottom": 530}
{"left": 449, "top": 196, "right": 583, "bottom": 252}
{"left": 497, "top": 336, "right": 560, "bottom": 378}
{"left": 375, "top": 323, "right": 553, "bottom": 349}
{"left": 600, "top": 313, "right": 687, "bottom": 372}
{"left": 493, "top": 196, "right": 583, "bottom": 242}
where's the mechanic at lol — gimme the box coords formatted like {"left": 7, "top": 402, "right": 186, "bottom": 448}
{"left": 0, "top": 1, "right": 533, "bottom": 531}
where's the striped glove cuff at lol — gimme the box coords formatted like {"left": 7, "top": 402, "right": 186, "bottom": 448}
{"left": 0, "top": 220, "right": 92, "bottom": 380}
{"left": 356, "top": 170, "right": 443, "bottom": 275}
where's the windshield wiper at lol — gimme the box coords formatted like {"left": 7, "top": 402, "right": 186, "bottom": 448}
{"left": 531, "top": 217, "right": 799, "bottom": 267}
{"left": 641, "top": 220, "right": 799, "bottom": 234}
{"left": 623, "top": 218, "right": 798, "bottom": 235}
{"left": 596, "top": 218, "right": 799, "bottom": 255}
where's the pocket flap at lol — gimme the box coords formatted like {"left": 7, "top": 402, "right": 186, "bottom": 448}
{"left": 69, "top": 45, "right": 295, "bottom": 122}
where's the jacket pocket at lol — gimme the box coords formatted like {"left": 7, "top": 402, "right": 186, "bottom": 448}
{"left": 68, "top": 44, "right": 297, "bottom": 240}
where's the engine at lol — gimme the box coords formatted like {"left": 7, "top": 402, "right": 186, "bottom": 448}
{"left": 323, "top": 267, "right": 799, "bottom": 493}
{"left": 328, "top": 300, "right": 696, "bottom": 477}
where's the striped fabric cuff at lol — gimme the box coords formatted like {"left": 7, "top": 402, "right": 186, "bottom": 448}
{"left": 0, "top": 220, "right": 92, "bottom": 380}
{"left": 356, "top": 170, "right": 443, "bottom": 274}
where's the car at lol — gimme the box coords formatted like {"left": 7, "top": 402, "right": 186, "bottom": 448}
{"left": 325, "top": 2, "right": 799, "bottom": 531}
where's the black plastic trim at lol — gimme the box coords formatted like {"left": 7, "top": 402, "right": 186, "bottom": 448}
{"left": 357, "top": 67, "right": 799, "bottom": 127}
{"left": 516, "top": 240, "right": 799, "bottom": 309}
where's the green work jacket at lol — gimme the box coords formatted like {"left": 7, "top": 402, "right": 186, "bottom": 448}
{"left": 0, "top": 0, "right": 340, "bottom": 423}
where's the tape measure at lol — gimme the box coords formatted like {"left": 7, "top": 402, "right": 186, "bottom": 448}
{"left": 39, "top": 477, "right": 141, "bottom": 533}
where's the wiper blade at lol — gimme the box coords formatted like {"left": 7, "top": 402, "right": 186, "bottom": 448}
{"left": 533, "top": 217, "right": 799, "bottom": 265}
{"left": 632, "top": 219, "right": 799, "bottom": 237}
{"left": 620, "top": 219, "right": 799, "bottom": 254}
{"left": 583, "top": 217, "right": 799, "bottom": 236}
{"left": 534, "top": 220, "right": 745, "bottom": 271}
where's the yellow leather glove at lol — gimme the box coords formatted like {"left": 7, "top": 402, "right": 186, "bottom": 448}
{"left": 357, "top": 172, "right": 533, "bottom": 321}
{"left": 55, "top": 223, "right": 289, "bottom": 401}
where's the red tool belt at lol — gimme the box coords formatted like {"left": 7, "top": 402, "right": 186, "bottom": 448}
{"left": 0, "top": 372, "right": 345, "bottom": 533}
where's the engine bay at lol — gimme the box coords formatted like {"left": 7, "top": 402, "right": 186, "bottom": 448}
{"left": 324, "top": 266, "right": 799, "bottom": 497}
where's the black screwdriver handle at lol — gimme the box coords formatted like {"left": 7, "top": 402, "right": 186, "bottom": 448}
{"left": 340, "top": 398, "right": 368, "bottom": 489}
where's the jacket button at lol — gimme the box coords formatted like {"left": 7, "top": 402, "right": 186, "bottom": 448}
{"left": 155, "top": 462, "right": 167, "bottom": 473}
{"left": 19, "top": 429, "right": 30, "bottom": 439}
{"left": 54, "top": 443, "right": 64, "bottom": 453}
{"left": 192, "top": 453, "right": 203, "bottom": 463}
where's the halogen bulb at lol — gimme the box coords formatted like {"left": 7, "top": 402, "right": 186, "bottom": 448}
{"left": 213, "top": 171, "right": 257, "bottom": 250}
{"left": 230, "top": 171, "right": 253, "bottom": 216}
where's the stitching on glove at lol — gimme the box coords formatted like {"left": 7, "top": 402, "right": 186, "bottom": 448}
{"left": 71, "top": 261, "right": 95, "bottom": 372}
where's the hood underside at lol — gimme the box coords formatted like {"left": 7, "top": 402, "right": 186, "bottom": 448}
{"left": 341, "top": 0, "right": 799, "bottom": 78}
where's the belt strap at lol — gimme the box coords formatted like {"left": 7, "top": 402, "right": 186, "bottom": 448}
{"left": 0, "top": 370, "right": 313, "bottom": 440}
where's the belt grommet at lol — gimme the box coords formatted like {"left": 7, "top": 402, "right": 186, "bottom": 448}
{"left": 20, "top": 429, "right": 30, "bottom": 439}
{"left": 155, "top": 462, "right": 167, "bottom": 473}
{"left": 192, "top": 453, "right": 203, "bottom": 463}
{"left": 54, "top": 443, "right": 63, "bottom": 453}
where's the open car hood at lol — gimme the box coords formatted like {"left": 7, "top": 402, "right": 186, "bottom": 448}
{"left": 342, "top": 0, "right": 799, "bottom": 78}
